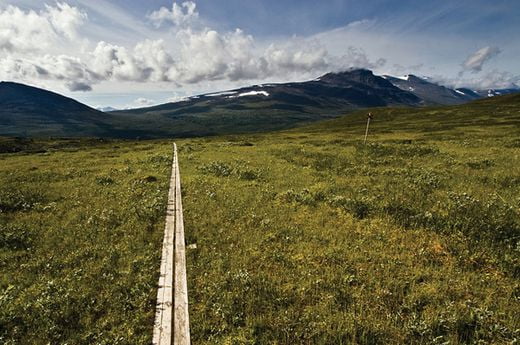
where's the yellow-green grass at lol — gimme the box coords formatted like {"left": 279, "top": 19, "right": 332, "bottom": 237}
{"left": 0, "top": 140, "right": 172, "bottom": 344}
{"left": 1, "top": 95, "right": 520, "bottom": 344}
{"left": 180, "top": 97, "right": 519, "bottom": 344}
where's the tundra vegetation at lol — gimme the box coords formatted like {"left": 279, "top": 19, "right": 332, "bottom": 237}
{"left": 1, "top": 95, "right": 519, "bottom": 344}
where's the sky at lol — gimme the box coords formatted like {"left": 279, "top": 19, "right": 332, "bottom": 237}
{"left": 0, "top": 0, "right": 519, "bottom": 109}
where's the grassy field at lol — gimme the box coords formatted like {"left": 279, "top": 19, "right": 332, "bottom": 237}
{"left": 1, "top": 94, "right": 520, "bottom": 344}
{"left": 0, "top": 139, "right": 173, "bottom": 344}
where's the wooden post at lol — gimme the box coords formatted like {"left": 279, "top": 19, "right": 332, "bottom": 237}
{"left": 364, "top": 112, "right": 373, "bottom": 145}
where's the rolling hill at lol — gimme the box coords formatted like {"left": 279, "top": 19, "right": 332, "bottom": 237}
{"left": 0, "top": 81, "right": 111, "bottom": 137}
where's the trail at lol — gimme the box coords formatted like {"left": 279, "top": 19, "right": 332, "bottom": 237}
{"left": 153, "top": 143, "right": 190, "bottom": 345}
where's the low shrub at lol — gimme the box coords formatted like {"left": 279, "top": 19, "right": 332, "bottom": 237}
{"left": 0, "top": 187, "right": 46, "bottom": 213}
{"left": 0, "top": 225, "right": 33, "bottom": 250}
{"left": 199, "top": 161, "right": 263, "bottom": 180}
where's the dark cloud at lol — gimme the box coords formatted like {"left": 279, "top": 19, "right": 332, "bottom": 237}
{"left": 66, "top": 81, "right": 93, "bottom": 92}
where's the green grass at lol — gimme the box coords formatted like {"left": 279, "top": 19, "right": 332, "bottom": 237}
{"left": 1, "top": 94, "right": 520, "bottom": 344}
{"left": 0, "top": 139, "right": 173, "bottom": 344}
{"left": 180, "top": 96, "right": 520, "bottom": 344}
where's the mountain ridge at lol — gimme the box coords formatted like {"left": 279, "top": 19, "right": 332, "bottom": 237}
{"left": 1, "top": 69, "right": 519, "bottom": 138}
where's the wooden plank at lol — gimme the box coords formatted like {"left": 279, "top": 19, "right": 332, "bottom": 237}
{"left": 173, "top": 143, "right": 190, "bottom": 345}
{"left": 153, "top": 144, "right": 190, "bottom": 345}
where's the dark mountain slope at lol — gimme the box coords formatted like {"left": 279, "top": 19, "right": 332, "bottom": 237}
{"left": 0, "top": 82, "right": 113, "bottom": 137}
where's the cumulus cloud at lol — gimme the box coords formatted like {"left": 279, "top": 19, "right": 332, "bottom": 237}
{"left": 0, "top": 55, "right": 98, "bottom": 91}
{"left": 84, "top": 28, "right": 344, "bottom": 86}
{"left": 433, "top": 69, "right": 519, "bottom": 90}
{"left": 263, "top": 40, "right": 328, "bottom": 75}
{"left": 66, "top": 81, "right": 93, "bottom": 92}
{"left": 0, "top": 1, "right": 395, "bottom": 92}
{"left": 172, "top": 29, "right": 264, "bottom": 83}
{"left": 91, "top": 41, "right": 157, "bottom": 81}
{"left": 148, "top": 1, "right": 198, "bottom": 27}
{"left": 332, "top": 47, "right": 386, "bottom": 71}
{"left": 0, "top": 3, "right": 86, "bottom": 53}
{"left": 45, "top": 2, "right": 87, "bottom": 39}
{"left": 462, "top": 46, "right": 501, "bottom": 73}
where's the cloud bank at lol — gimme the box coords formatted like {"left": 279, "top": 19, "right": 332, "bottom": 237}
{"left": 0, "top": 3, "right": 86, "bottom": 53}
{"left": 0, "top": 1, "right": 389, "bottom": 92}
{"left": 0, "top": 1, "right": 516, "bottom": 94}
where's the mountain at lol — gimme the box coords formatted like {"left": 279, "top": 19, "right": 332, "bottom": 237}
{"left": 0, "top": 82, "right": 177, "bottom": 138}
{"left": 111, "top": 68, "right": 423, "bottom": 136}
{"left": 1, "top": 69, "right": 518, "bottom": 138}
{"left": 383, "top": 74, "right": 480, "bottom": 105}
{"left": 475, "top": 87, "right": 520, "bottom": 98}
{"left": 383, "top": 74, "right": 520, "bottom": 104}
{"left": 120, "top": 68, "right": 422, "bottom": 114}
{"left": 0, "top": 81, "right": 113, "bottom": 137}
{"left": 454, "top": 88, "right": 481, "bottom": 99}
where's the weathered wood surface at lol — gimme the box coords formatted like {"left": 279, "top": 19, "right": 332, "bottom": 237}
{"left": 153, "top": 144, "right": 190, "bottom": 345}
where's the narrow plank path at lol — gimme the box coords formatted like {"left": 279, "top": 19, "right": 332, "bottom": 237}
{"left": 153, "top": 143, "right": 190, "bottom": 345}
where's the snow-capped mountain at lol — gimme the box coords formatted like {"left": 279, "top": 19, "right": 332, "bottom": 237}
{"left": 382, "top": 74, "right": 479, "bottom": 105}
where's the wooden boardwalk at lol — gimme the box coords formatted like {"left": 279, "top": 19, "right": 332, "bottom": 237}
{"left": 153, "top": 144, "right": 190, "bottom": 345}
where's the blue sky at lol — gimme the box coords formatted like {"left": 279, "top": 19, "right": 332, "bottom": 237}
{"left": 0, "top": 0, "right": 519, "bottom": 108}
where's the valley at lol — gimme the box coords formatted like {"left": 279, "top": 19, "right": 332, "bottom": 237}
{"left": 1, "top": 94, "right": 519, "bottom": 344}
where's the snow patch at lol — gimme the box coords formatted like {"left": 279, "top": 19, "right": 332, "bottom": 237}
{"left": 455, "top": 89, "right": 466, "bottom": 95}
{"left": 408, "top": 87, "right": 415, "bottom": 92}
{"left": 395, "top": 75, "right": 410, "bottom": 81}
{"left": 206, "top": 91, "right": 238, "bottom": 97}
{"left": 229, "top": 90, "right": 270, "bottom": 98}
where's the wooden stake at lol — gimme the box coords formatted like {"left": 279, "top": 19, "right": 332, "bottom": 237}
{"left": 364, "top": 112, "right": 373, "bottom": 145}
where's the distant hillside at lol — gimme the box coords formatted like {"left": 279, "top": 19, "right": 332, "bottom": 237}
{"left": 301, "top": 90, "right": 520, "bottom": 136}
{"left": 0, "top": 82, "right": 111, "bottom": 137}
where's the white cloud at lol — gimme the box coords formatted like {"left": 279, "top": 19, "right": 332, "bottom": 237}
{"left": 45, "top": 2, "right": 87, "bottom": 39}
{"left": 135, "top": 97, "right": 155, "bottom": 106}
{"left": 332, "top": 46, "right": 387, "bottom": 71}
{"left": 148, "top": 1, "right": 198, "bottom": 27}
{"left": 0, "top": 3, "right": 86, "bottom": 53}
{"left": 172, "top": 28, "right": 264, "bottom": 83}
{"left": 263, "top": 40, "right": 328, "bottom": 75}
{"left": 433, "top": 69, "right": 519, "bottom": 90}
{"left": 9, "top": 0, "right": 515, "bottom": 96}
{"left": 121, "top": 97, "right": 160, "bottom": 109}
{"left": 0, "top": 1, "right": 399, "bottom": 92}
{"left": 462, "top": 46, "right": 501, "bottom": 73}
{"left": 91, "top": 41, "right": 152, "bottom": 81}
{"left": 167, "top": 93, "right": 190, "bottom": 103}
{"left": 0, "top": 55, "right": 98, "bottom": 91}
